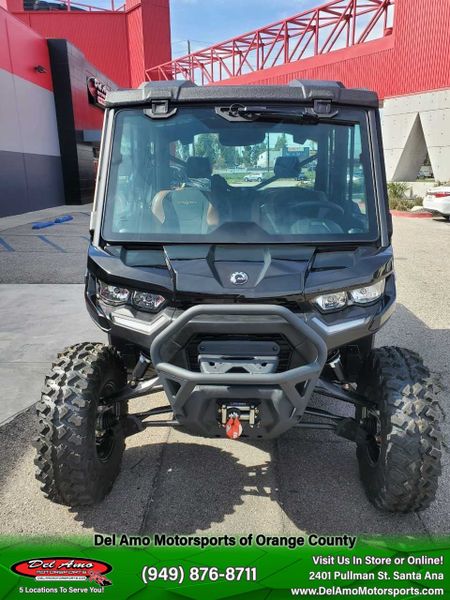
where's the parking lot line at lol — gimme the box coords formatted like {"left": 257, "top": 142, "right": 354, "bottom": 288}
{"left": 37, "top": 234, "right": 67, "bottom": 253}
{"left": 0, "top": 237, "right": 14, "bottom": 252}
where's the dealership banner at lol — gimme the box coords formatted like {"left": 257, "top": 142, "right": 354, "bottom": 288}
{"left": 0, "top": 535, "right": 448, "bottom": 598}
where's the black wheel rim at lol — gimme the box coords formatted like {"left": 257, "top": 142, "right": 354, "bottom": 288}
{"left": 362, "top": 409, "right": 382, "bottom": 466}
{"left": 96, "top": 381, "right": 119, "bottom": 463}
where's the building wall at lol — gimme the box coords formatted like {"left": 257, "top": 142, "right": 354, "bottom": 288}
{"left": 140, "top": 0, "right": 171, "bottom": 87}
{"left": 0, "top": 7, "right": 63, "bottom": 217}
{"left": 127, "top": 3, "right": 145, "bottom": 88}
{"left": 16, "top": 12, "right": 131, "bottom": 86}
{"left": 11, "top": 0, "right": 172, "bottom": 88}
{"left": 126, "top": 0, "right": 171, "bottom": 87}
{"left": 48, "top": 39, "right": 118, "bottom": 204}
{"left": 382, "top": 89, "right": 450, "bottom": 183}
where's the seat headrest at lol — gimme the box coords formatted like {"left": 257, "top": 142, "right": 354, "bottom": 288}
{"left": 186, "top": 156, "right": 212, "bottom": 179}
{"left": 274, "top": 156, "right": 300, "bottom": 178}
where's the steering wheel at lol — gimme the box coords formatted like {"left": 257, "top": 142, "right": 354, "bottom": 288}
{"left": 288, "top": 199, "right": 344, "bottom": 221}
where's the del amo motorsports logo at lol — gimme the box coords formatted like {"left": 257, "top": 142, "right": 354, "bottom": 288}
{"left": 11, "top": 557, "right": 112, "bottom": 587}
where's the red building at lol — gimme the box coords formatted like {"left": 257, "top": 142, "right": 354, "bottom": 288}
{"left": 0, "top": 0, "right": 171, "bottom": 216}
{"left": 146, "top": 0, "right": 450, "bottom": 101}
{"left": 6, "top": 0, "right": 171, "bottom": 88}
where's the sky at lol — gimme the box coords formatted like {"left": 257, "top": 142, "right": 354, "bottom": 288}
{"left": 170, "top": 0, "right": 319, "bottom": 58}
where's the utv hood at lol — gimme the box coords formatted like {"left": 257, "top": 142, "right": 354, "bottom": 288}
{"left": 88, "top": 244, "right": 393, "bottom": 300}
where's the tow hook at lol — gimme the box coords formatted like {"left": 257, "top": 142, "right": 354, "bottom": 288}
{"left": 225, "top": 412, "right": 243, "bottom": 440}
{"left": 219, "top": 403, "right": 260, "bottom": 439}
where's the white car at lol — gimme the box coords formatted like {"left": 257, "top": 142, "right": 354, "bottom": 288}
{"left": 423, "top": 186, "right": 450, "bottom": 220}
{"left": 243, "top": 173, "right": 263, "bottom": 182}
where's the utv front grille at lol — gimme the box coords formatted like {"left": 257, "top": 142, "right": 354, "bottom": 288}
{"left": 185, "top": 334, "right": 293, "bottom": 373}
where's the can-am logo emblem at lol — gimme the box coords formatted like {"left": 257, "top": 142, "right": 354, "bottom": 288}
{"left": 230, "top": 271, "right": 249, "bottom": 285}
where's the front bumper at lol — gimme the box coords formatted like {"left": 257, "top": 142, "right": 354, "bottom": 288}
{"left": 423, "top": 196, "right": 450, "bottom": 216}
{"left": 150, "top": 304, "right": 327, "bottom": 438}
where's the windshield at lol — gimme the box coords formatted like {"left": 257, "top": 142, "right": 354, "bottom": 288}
{"left": 102, "top": 106, "right": 378, "bottom": 243}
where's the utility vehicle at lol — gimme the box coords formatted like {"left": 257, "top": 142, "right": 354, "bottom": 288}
{"left": 35, "top": 80, "right": 443, "bottom": 512}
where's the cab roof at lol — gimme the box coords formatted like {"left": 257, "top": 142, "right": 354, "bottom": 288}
{"left": 104, "top": 79, "right": 379, "bottom": 109}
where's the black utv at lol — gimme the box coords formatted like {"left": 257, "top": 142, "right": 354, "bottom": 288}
{"left": 35, "top": 80, "right": 443, "bottom": 512}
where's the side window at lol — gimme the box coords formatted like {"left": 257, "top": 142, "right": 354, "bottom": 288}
{"left": 321, "top": 124, "right": 369, "bottom": 230}
{"left": 346, "top": 125, "right": 369, "bottom": 226}
{"left": 108, "top": 112, "right": 155, "bottom": 233}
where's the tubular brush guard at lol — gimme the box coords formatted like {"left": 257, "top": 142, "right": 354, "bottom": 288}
{"left": 150, "top": 305, "right": 328, "bottom": 438}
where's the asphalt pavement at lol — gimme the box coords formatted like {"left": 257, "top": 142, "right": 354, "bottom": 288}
{"left": 0, "top": 211, "right": 449, "bottom": 537}
{"left": 0, "top": 206, "right": 90, "bottom": 284}
{"left": 0, "top": 206, "right": 101, "bottom": 425}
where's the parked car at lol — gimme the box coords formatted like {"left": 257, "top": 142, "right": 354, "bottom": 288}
{"left": 423, "top": 186, "right": 450, "bottom": 220}
{"left": 243, "top": 173, "right": 263, "bottom": 182}
{"left": 418, "top": 166, "right": 433, "bottom": 179}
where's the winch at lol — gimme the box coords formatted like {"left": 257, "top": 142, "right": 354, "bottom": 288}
{"left": 219, "top": 402, "right": 260, "bottom": 439}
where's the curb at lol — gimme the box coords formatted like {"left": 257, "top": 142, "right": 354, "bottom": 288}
{"left": 390, "top": 210, "right": 433, "bottom": 219}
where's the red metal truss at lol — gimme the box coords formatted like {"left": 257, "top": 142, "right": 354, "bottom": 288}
{"left": 146, "top": 0, "right": 394, "bottom": 83}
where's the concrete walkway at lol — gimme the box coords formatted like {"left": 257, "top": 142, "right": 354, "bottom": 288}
{"left": 0, "top": 284, "right": 105, "bottom": 426}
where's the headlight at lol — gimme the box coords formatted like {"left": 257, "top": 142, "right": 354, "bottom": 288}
{"left": 132, "top": 290, "right": 166, "bottom": 312}
{"left": 97, "top": 279, "right": 167, "bottom": 312}
{"left": 314, "top": 291, "right": 348, "bottom": 311}
{"left": 97, "top": 280, "right": 130, "bottom": 305}
{"left": 349, "top": 280, "right": 385, "bottom": 304}
{"left": 313, "top": 279, "right": 386, "bottom": 312}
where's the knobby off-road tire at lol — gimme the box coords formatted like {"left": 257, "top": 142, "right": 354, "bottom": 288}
{"left": 356, "top": 347, "right": 443, "bottom": 512}
{"left": 34, "top": 343, "right": 127, "bottom": 506}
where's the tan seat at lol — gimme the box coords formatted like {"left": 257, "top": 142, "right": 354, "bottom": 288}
{"left": 151, "top": 157, "right": 222, "bottom": 234}
{"left": 151, "top": 187, "right": 219, "bottom": 234}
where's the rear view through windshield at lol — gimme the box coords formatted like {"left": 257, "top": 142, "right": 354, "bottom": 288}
{"left": 102, "top": 106, "right": 378, "bottom": 243}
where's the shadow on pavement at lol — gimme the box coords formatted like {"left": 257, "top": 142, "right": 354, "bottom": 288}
{"left": 74, "top": 442, "right": 249, "bottom": 535}
{"left": 431, "top": 216, "right": 450, "bottom": 224}
{"left": 73, "top": 435, "right": 422, "bottom": 536}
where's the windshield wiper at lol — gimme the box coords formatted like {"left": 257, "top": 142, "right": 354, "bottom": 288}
{"left": 216, "top": 104, "right": 339, "bottom": 123}
{"left": 235, "top": 106, "right": 320, "bottom": 123}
